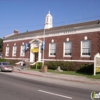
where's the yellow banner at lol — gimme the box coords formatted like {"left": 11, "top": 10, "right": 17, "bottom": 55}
{"left": 96, "top": 67, "right": 100, "bottom": 72}
{"left": 31, "top": 48, "right": 39, "bottom": 52}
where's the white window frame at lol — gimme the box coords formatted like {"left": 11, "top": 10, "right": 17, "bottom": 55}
{"left": 20, "top": 45, "right": 25, "bottom": 57}
{"left": 5, "top": 46, "right": 10, "bottom": 56}
{"left": 81, "top": 40, "right": 91, "bottom": 57}
{"left": 49, "top": 43, "right": 56, "bottom": 57}
{"left": 63, "top": 41, "right": 72, "bottom": 57}
{"left": 12, "top": 46, "right": 17, "bottom": 56}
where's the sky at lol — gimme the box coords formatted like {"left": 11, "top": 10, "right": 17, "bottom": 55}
{"left": 0, "top": 0, "right": 100, "bottom": 38}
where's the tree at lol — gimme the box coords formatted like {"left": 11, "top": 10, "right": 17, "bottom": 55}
{"left": 0, "top": 38, "right": 3, "bottom": 52}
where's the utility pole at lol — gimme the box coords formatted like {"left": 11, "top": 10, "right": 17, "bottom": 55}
{"left": 42, "top": 28, "right": 45, "bottom": 66}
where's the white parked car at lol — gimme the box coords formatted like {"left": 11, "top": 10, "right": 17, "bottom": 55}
{"left": 0, "top": 62, "right": 14, "bottom": 72}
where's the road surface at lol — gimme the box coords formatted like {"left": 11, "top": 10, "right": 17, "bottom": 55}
{"left": 0, "top": 72, "right": 96, "bottom": 100}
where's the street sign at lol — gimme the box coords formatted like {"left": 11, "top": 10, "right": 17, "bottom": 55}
{"left": 94, "top": 53, "right": 100, "bottom": 75}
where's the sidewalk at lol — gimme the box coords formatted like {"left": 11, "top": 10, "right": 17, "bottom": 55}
{"left": 13, "top": 67, "right": 100, "bottom": 85}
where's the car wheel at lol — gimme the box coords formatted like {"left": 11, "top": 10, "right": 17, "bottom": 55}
{"left": 0, "top": 67, "right": 2, "bottom": 72}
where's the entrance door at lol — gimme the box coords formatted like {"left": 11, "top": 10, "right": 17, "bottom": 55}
{"left": 34, "top": 52, "right": 38, "bottom": 62}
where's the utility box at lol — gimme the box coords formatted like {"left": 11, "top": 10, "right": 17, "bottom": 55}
{"left": 41, "top": 65, "right": 47, "bottom": 73}
{"left": 15, "top": 61, "right": 21, "bottom": 67}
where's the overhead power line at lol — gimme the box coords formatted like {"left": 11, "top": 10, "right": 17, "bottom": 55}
{"left": 0, "top": 15, "right": 100, "bottom": 29}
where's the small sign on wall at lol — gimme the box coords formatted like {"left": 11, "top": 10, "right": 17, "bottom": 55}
{"left": 31, "top": 47, "right": 39, "bottom": 52}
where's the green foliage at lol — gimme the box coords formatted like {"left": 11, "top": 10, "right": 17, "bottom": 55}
{"left": 77, "top": 63, "right": 94, "bottom": 74}
{"left": 6, "top": 59, "right": 20, "bottom": 65}
{"left": 45, "top": 61, "right": 58, "bottom": 70}
{"left": 31, "top": 62, "right": 42, "bottom": 69}
{"left": 0, "top": 59, "right": 20, "bottom": 65}
{"left": 44, "top": 61, "right": 94, "bottom": 73}
{"left": 0, "top": 58, "right": 7, "bottom": 62}
{"left": 45, "top": 61, "right": 80, "bottom": 71}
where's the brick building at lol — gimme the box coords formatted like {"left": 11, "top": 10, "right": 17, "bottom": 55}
{"left": 2, "top": 12, "right": 100, "bottom": 63}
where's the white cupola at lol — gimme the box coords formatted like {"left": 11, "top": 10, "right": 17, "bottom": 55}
{"left": 44, "top": 11, "right": 53, "bottom": 29}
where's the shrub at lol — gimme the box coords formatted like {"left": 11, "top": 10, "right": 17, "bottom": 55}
{"left": 0, "top": 59, "right": 21, "bottom": 66}
{"left": 45, "top": 61, "right": 80, "bottom": 71}
{"left": 45, "top": 61, "right": 58, "bottom": 70}
{"left": 77, "top": 63, "right": 94, "bottom": 74}
{"left": 31, "top": 65, "right": 36, "bottom": 69}
{"left": 44, "top": 61, "right": 94, "bottom": 72}
{"left": 31, "top": 62, "right": 42, "bottom": 69}
{"left": 0, "top": 58, "right": 7, "bottom": 62}
{"left": 6, "top": 59, "right": 20, "bottom": 65}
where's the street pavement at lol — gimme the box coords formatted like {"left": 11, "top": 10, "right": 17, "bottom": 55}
{"left": 0, "top": 73, "right": 93, "bottom": 100}
{"left": 13, "top": 67, "right": 100, "bottom": 85}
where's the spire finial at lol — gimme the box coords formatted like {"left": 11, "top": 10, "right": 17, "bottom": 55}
{"left": 48, "top": 11, "right": 50, "bottom": 14}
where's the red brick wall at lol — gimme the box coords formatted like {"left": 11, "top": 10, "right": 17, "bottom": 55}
{"left": 2, "top": 39, "right": 32, "bottom": 59}
{"left": 2, "top": 31, "right": 100, "bottom": 61}
{"left": 44, "top": 32, "right": 99, "bottom": 60}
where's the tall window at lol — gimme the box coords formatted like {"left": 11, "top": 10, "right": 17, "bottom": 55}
{"left": 5, "top": 46, "right": 10, "bottom": 56}
{"left": 49, "top": 43, "right": 56, "bottom": 56}
{"left": 81, "top": 40, "right": 91, "bottom": 56}
{"left": 64, "top": 42, "right": 72, "bottom": 56}
{"left": 12, "top": 46, "right": 17, "bottom": 56}
{"left": 20, "top": 45, "right": 25, "bottom": 56}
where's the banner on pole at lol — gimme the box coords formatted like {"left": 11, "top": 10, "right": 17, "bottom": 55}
{"left": 25, "top": 42, "right": 29, "bottom": 50}
{"left": 41, "top": 41, "right": 45, "bottom": 50}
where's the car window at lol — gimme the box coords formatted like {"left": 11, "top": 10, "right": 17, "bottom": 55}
{"left": 2, "top": 62, "right": 9, "bottom": 65}
{"left": 0, "top": 63, "right": 1, "bottom": 65}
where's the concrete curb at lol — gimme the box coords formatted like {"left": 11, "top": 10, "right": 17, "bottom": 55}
{"left": 13, "top": 70, "right": 100, "bottom": 85}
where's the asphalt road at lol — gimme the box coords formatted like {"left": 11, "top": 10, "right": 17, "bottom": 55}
{"left": 0, "top": 73, "right": 94, "bottom": 100}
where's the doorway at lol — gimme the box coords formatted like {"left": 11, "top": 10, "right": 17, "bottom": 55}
{"left": 34, "top": 52, "right": 38, "bottom": 62}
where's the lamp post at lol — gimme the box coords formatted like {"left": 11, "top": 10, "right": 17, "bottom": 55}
{"left": 41, "top": 28, "right": 48, "bottom": 73}
{"left": 42, "top": 28, "right": 45, "bottom": 66}
{"left": 42, "top": 29, "right": 45, "bottom": 66}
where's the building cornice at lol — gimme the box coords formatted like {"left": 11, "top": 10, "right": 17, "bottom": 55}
{"left": 3, "top": 26, "right": 100, "bottom": 43}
